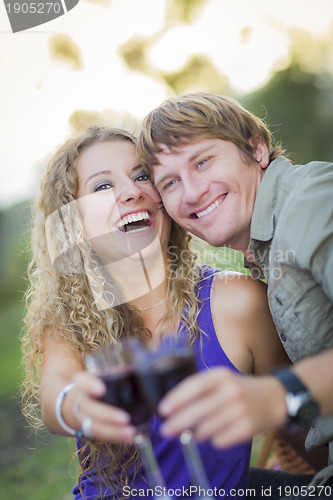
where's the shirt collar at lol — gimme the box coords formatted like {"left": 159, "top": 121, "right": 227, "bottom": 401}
{"left": 250, "top": 156, "right": 293, "bottom": 242}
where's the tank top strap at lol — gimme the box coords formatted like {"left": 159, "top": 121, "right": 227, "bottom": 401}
{"left": 194, "top": 265, "right": 242, "bottom": 374}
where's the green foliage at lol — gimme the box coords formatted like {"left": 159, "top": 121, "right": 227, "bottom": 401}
{"left": 244, "top": 64, "right": 333, "bottom": 164}
{"left": 0, "top": 302, "right": 25, "bottom": 398}
{"left": 49, "top": 34, "right": 83, "bottom": 70}
{"left": 0, "top": 294, "right": 78, "bottom": 499}
{"left": 163, "top": 54, "right": 230, "bottom": 95}
{"left": 0, "top": 202, "right": 31, "bottom": 305}
{"left": 1, "top": 422, "right": 77, "bottom": 500}
{"left": 166, "top": 0, "right": 206, "bottom": 24}
{"left": 0, "top": 297, "right": 78, "bottom": 499}
{"left": 192, "top": 237, "right": 250, "bottom": 275}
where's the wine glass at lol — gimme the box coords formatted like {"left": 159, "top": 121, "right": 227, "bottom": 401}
{"left": 85, "top": 341, "right": 171, "bottom": 500}
{"left": 134, "top": 334, "right": 212, "bottom": 500}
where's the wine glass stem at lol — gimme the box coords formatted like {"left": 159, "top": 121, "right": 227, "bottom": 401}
{"left": 180, "top": 430, "right": 211, "bottom": 500}
{"left": 135, "top": 432, "right": 172, "bottom": 500}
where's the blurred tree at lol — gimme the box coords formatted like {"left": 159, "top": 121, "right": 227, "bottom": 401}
{"left": 86, "top": 0, "right": 110, "bottom": 6}
{"left": 243, "top": 27, "right": 333, "bottom": 164}
{"left": 162, "top": 53, "right": 230, "bottom": 94}
{"left": 119, "top": 35, "right": 153, "bottom": 74}
{"left": 166, "top": 0, "right": 207, "bottom": 24}
{"left": 0, "top": 203, "right": 31, "bottom": 305}
{"left": 244, "top": 64, "right": 333, "bottom": 164}
{"left": 49, "top": 34, "right": 83, "bottom": 70}
{"left": 68, "top": 109, "right": 138, "bottom": 135}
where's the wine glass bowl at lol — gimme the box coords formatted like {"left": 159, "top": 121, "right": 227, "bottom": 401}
{"left": 134, "top": 334, "right": 212, "bottom": 500}
{"left": 135, "top": 334, "right": 197, "bottom": 411}
{"left": 85, "top": 341, "right": 172, "bottom": 500}
{"left": 86, "top": 342, "right": 152, "bottom": 429}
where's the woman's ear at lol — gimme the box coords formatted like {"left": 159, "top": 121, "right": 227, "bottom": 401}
{"left": 254, "top": 139, "right": 270, "bottom": 169}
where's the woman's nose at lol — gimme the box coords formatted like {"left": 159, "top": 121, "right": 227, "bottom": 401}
{"left": 118, "top": 180, "right": 144, "bottom": 203}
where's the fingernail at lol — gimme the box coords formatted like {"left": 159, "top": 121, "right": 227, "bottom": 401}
{"left": 158, "top": 400, "right": 171, "bottom": 416}
{"left": 92, "top": 379, "right": 106, "bottom": 394}
{"left": 160, "top": 422, "right": 172, "bottom": 437}
{"left": 124, "top": 428, "right": 136, "bottom": 444}
{"left": 114, "top": 410, "right": 131, "bottom": 423}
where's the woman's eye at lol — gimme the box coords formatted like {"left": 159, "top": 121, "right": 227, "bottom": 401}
{"left": 134, "top": 172, "right": 150, "bottom": 182}
{"left": 94, "top": 181, "right": 112, "bottom": 192}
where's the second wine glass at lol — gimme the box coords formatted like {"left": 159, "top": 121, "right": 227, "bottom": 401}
{"left": 135, "top": 334, "right": 212, "bottom": 500}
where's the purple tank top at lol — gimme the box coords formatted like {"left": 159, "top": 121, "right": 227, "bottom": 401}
{"left": 73, "top": 267, "right": 252, "bottom": 499}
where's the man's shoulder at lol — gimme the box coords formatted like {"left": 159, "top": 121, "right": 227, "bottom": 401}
{"left": 281, "top": 159, "right": 333, "bottom": 191}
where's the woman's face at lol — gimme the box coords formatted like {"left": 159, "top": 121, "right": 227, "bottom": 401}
{"left": 76, "top": 140, "right": 172, "bottom": 266}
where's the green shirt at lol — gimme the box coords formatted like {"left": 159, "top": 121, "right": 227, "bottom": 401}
{"left": 246, "top": 156, "right": 333, "bottom": 479}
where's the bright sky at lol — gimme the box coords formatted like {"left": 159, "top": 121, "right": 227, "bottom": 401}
{"left": 1, "top": 0, "right": 333, "bottom": 207}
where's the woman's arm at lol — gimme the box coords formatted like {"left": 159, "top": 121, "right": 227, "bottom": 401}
{"left": 211, "top": 272, "right": 290, "bottom": 375}
{"left": 40, "top": 332, "right": 135, "bottom": 443}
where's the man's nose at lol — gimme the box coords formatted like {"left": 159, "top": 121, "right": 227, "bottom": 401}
{"left": 183, "top": 175, "right": 209, "bottom": 204}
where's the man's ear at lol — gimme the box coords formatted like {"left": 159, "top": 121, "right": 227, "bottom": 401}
{"left": 253, "top": 139, "right": 270, "bottom": 169}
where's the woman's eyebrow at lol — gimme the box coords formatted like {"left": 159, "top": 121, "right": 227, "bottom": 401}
{"left": 84, "top": 164, "right": 143, "bottom": 186}
{"left": 132, "top": 164, "right": 144, "bottom": 172}
{"left": 84, "top": 170, "right": 112, "bottom": 187}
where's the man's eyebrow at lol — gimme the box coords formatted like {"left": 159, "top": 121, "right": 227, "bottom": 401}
{"left": 154, "top": 172, "right": 172, "bottom": 188}
{"left": 154, "top": 145, "right": 214, "bottom": 188}
{"left": 189, "top": 145, "right": 213, "bottom": 162}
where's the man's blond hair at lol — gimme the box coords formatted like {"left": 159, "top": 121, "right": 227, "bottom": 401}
{"left": 138, "top": 92, "right": 284, "bottom": 168}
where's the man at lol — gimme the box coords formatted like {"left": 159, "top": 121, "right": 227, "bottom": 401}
{"left": 137, "top": 93, "right": 333, "bottom": 498}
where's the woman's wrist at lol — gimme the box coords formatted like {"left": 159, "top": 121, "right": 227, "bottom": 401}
{"left": 55, "top": 383, "right": 82, "bottom": 437}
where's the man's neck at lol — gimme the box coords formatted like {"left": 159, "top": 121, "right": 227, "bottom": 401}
{"left": 243, "top": 249, "right": 260, "bottom": 267}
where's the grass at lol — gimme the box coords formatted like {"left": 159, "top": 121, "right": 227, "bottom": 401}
{"left": 1, "top": 426, "right": 77, "bottom": 500}
{"left": 0, "top": 300, "right": 24, "bottom": 398}
{"left": 0, "top": 301, "right": 78, "bottom": 499}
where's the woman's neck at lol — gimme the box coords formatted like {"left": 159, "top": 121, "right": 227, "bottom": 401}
{"left": 103, "top": 248, "right": 169, "bottom": 303}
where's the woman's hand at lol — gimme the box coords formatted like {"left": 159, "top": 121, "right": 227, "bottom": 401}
{"left": 158, "top": 368, "right": 288, "bottom": 448}
{"left": 71, "top": 371, "right": 136, "bottom": 444}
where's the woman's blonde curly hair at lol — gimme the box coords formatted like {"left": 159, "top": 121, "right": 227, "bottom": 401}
{"left": 21, "top": 126, "right": 203, "bottom": 498}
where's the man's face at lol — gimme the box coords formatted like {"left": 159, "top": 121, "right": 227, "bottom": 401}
{"left": 153, "top": 138, "right": 266, "bottom": 251}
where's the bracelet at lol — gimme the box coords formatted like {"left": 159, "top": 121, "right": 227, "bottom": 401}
{"left": 55, "top": 383, "right": 82, "bottom": 437}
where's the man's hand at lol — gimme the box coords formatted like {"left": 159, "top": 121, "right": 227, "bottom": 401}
{"left": 158, "top": 368, "right": 288, "bottom": 448}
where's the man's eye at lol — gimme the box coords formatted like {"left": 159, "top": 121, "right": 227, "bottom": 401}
{"left": 163, "top": 179, "right": 177, "bottom": 190}
{"left": 197, "top": 159, "right": 208, "bottom": 168}
{"left": 94, "top": 181, "right": 112, "bottom": 192}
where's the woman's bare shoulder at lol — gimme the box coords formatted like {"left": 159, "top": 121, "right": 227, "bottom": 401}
{"left": 212, "top": 271, "right": 267, "bottom": 313}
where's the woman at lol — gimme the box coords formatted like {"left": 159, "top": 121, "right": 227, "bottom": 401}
{"left": 21, "top": 126, "right": 289, "bottom": 499}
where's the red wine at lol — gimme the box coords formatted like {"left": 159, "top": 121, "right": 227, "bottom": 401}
{"left": 138, "top": 354, "right": 196, "bottom": 410}
{"left": 100, "top": 366, "right": 152, "bottom": 427}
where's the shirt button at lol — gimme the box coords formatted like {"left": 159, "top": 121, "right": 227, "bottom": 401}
{"left": 275, "top": 295, "right": 283, "bottom": 305}
{"left": 280, "top": 331, "right": 287, "bottom": 342}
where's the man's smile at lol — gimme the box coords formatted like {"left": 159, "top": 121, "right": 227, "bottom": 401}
{"left": 190, "top": 195, "right": 226, "bottom": 219}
